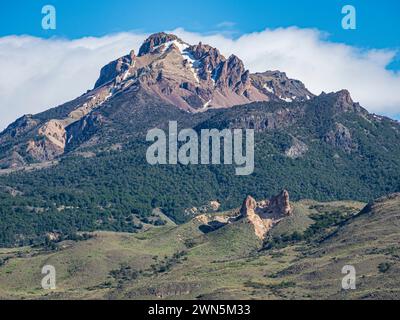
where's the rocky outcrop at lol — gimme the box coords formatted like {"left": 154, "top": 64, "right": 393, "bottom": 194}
{"left": 25, "top": 120, "right": 67, "bottom": 162}
{"left": 95, "top": 50, "right": 136, "bottom": 89}
{"left": 240, "top": 195, "right": 257, "bottom": 216}
{"left": 251, "top": 71, "right": 314, "bottom": 102}
{"left": 138, "top": 33, "right": 180, "bottom": 56}
{"left": 189, "top": 43, "right": 225, "bottom": 82}
{"left": 324, "top": 122, "right": 357, "bottom": 153}
{"left": 333, "top": 90, "right": 364, "bottom": 113}
{"left": 215, "top": 55, "right": 247, "bottom": 90}
{"left": 185, "top": 200, "right": 221, "bottom": 216}
{"left": 225, "top": 107, "right": 304, "bottom": 132}
{"left": 241, "top": 196, "right": 272, "bottom": 240}
{"left": 66, "top": 87, "right": 113, "bottom": 125}
{"left": 285, "top": 137, "right": 309, "bottom": 159}
{"left": 37, "top": 120, "right": 66, "bottom": 150}
{"left": 0, "top": 115, "right": 38, "bottom": 143}
{"left": 317, "top": 90, "right": 368, "bottom": 116}
{"left": 240, "top": 191, "right": 293, "bottom": 240}
{"left": 262, "top": 190, "right": 293, "bottom": 217}
{"left": 26, "top": 138, "right": 63, "bottom": 162}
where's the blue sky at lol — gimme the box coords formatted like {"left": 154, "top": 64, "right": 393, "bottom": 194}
{"left": 0, "top": 0, "right": 399, "bottom": 126}
{"left": 1, "top": 0, "right": 399, "bottom": 56}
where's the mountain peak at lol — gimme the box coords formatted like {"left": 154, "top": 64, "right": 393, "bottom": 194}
{"left": 92, "top": 31, "right": 315, "bottom": 111}
{"left": 138, "top": 32, "right": 185, "bottom": 56}
{"left": 319, "top": 89, "right": 368, "bottom": 115}
{"left": 335, "top": 89, "right": 353, "bottom": 105}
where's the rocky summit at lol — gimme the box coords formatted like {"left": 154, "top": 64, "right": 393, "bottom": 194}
{"left": 95, "top": 32, "right": 313, "bottom": 111}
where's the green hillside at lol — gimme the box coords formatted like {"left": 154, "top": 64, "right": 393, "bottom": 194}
{"left": 0, "top": 92, "right": 400, "bottom": 247}
{"left": 3, "top": 198, "right": 391, "bottom": 300}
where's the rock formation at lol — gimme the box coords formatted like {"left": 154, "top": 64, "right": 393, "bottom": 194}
{"left": 240, "top": 190, "right": 293, "bottom": 240}
{"left": 285, "top": 138, "right": 309, "bottom": 159}
{"left": 324, "top": 122, "right": 357, "bottom": 153}
{"left": 262, "top": 190, "right": 293, "bottom": 217}
{"left": 241, "top": 196, "right": 273, "bottom": 240}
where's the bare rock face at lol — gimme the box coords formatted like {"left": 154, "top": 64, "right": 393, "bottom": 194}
{"left": 66, "top": 87, "right": 113, "bottom": 125}
{"left": 138, "top": 32, "right": 179, "bottom": 56}
{"left": 240, "top": 191, "right": 293, "bottom": 240}
{"left": 38, "top": 120, "right": 66, "bottom": 150}
{"left": 324, "top": 122, "right": 357, "bottom": 153}
{"left": 185, "top": 200, "right": 221, "bottom": 216}
{"left": 26, "top": 120, "right": 66, "bottom": 162}
{"left": 226, "top": 108, "right": 304, "bottom": 133}
{"left": 333, "top": 90, "right": 358, "bottom": 113}
{"left": 189, "top": 43, "right": 224, "bottom": 81}
{"left": 264, "top": 190, "right": 293, "bottom": 217}
{"left": 240, "top": 195, "right": 257, "bottom": 217}
{"left": 285, "top": 138, "right": 309, "bottom": 159}
{"left": 241, "top": 196, "right": 271, "bottom": 240}
{"left": 216, "top": 55, "right": 247, "bottom": 91}
{"left": 251, "top": 71, "right": 314, "bottom": 102}
{"left": 319, "top": 90, "right": 367, "bottom": 115}
{"left": 26, "top": 138, "right": 63, "bottom": 162}
{"left": 91, "top": 33, "right": 313, "bottom": 113}
{"left": 95, "top": 50, "right": 136, "bottom": 89}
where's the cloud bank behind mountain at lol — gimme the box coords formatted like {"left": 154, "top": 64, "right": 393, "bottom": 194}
{"left": 0, "top": 27, "right": 399, "bottom": 130}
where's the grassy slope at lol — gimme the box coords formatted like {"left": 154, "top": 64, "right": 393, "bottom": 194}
{"left": 291, "top": 194, "right": 400, "bottom": 300}
{"left": 2, "top": 197, "right": 399, "bottom": 300}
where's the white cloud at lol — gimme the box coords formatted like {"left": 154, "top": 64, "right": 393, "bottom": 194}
{"left": 0, "top": 27, "right": 399, "bottom": 130}
{"left": 172, "top": 28, "right": 400, "bottom": 116}
{"left": 0, "top": 33, "right": 146, "bottom": 130}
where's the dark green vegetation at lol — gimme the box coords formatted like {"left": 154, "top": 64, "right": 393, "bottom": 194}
{"left": 0, "top": 194, "right": 398, "bottom": 300}
{"left": 0, "top": 89, "right": 400, "bottom": 246}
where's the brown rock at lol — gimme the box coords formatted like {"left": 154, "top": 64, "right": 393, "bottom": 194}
{"left": 251, "top": 71, "right": 314, "bottom": 102}
{"left": 38, "top": 120, "right": 66, "bottom": 150}
{"left": 240, "top": 195, "right": 257, "bottom": 217}
{"left": 138, "top": 32, "right": 179, "bottom": 56}
{"left": 239, "top": 190, "right": 293, "bottom": 240}
{"left": 26, "top": 120, "right": 67, "bottom": 162}
{"left": 240, "top": 196, "right": 270, "bottom": 240}
{"left": 266, "top": 190, "right": 293, "bottom": 217}
{"left": 93, "top": 33, "right": 313, "bottom": 113}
